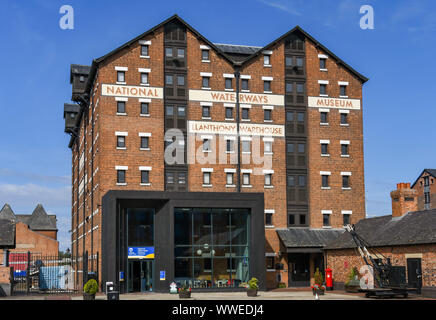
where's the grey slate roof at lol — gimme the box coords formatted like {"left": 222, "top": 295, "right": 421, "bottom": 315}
{"left": 0, "top": 204, "right": 57, "bottom": 231}
{"left": 213, "top": 43, "right": 262, "bottom": 55}
{"left": 0, "top": 219, "right": 15, "bottom": 248}
{"left": 0, "top": 204, "right": 16, "bottom": 221}
{"left": 277, "top": 228, "right": 345, "bottom": 248}
{"left": 325, "top": 209, "right": 436, "bottom": 250}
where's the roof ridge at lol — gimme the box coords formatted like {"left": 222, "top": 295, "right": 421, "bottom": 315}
{"left": 214, "top": 43, "right": 263, "bottom": 48}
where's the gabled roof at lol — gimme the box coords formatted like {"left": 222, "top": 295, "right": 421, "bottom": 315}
{"left": 0, "top": 219, "right": 15, "bottom": 248}
{"left": 412, "top": 168, "right": 436, "bottom": 188}
{"left": 325, "top": 209, "right": 436, "bottom": 250}
{"left": 25, "top": 204, "right": 57, "bottom": 231}
{"left": 0, "top": 204, "right": 16, "bottom": 221}
{"left": 84, "top": 14, "right": 368, "bottom": 93}
{"left": 0, "top": 204, "right": 57, "bottom": 231}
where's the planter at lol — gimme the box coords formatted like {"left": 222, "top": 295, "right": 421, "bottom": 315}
{"left": 247, "top": 289, "right": 258, "bottom": 297}
{"left": 312, "top": 289, "right": 325, "bottom": 296}
{"left": 179, "top": 291, "right": 191, "bottom": 299}
{"left": 345, "top": 280, "right": 361, "bottom": 293}
{"left": 83, "top": 293, "right": 96, "bottom": 300}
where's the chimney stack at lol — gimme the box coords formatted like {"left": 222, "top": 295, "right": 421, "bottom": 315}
{"left": 390, "top": 182, "right": 418, "bottom": 218}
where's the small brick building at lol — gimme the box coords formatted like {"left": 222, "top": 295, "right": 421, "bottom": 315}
{"left": 0, "top": 204, "right": 59, "bottom": 263}
{"left": 325, "top": 183, "right": 436, "bottom": 298}
{"left": 412, "top": 169, "right": 436, "bottom": 211}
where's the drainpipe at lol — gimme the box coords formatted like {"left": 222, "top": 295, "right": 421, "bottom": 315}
{"left": 234, "top": 69, "right": 241, "bottom": 193}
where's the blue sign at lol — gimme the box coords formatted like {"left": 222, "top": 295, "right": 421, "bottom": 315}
{"left": 160, "top": 271, "right": 165, "bottom": 281}
{"left": 128, "top": 246, "right": 155, "bottom": 259}
{"left": 119, "top": 271, "right": 124, "bottom": 281}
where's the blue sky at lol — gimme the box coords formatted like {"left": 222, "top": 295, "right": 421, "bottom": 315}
{"left": 0, "top": 0, "right": 435, "bottom": 251}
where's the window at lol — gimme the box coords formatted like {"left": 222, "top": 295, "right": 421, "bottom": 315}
{"left": 177, "top": 48, "right": 185, "bottom": 58}
{"left": 323, "top": 214, "right": 330, "bottom": 227}
{"left": 165, "top": 47, "right": 173, "bottom": 57}
{"left": 266, "top": 256, "right": 274, "bottom": 269}
{"left": 298, "top": 175, "right": 306, "bottom": 187}
{"left": 117, "top": 71, "right": 125, "bottom": 83}
{"left": 141, "top": 45, "right": 149, "bottom": 57}
{"left": 285, "top": 56, "right": 292, "bottom": 67}
{"left": 117, "top": 136, "right": 125, "bottom": 148}
{"left": 177, "top": 75, "right": 185, "bottom": 86}
{"left": 226, "top": 173, "right": 234, "bottom": 185}
{"left": 319, "top": 58, "right": 326, "bottom": 69}
{"left": 166, "top": 105, "right": 174, "bottom": 116}
{"left": 226, "top": 140, "right": 234, "bottom": 152}
{"left": 298, "top": 143, "right": 305, "bottom": 153}
{"left": 225, "top": 107, "right": 233, "bottom": 119}
{"left": 225, "top": 78, "right": 233, "bottom": 90}
{"left": 241, "top": 79, "right": 249, "bottom": 91}
{"left": 117, "top": 101, "right": 126, "bottom": 114}
{"left": 178, "top": 106, "right": 186, "bottom": 117}
{"left": 321, "top": 143, "right": 329, "bottom": 155}
{"left": 203, "top": 139, "right": 211, "bottom": 152}
{"left": 322, "top": 175, "right": 329, "bottom": 188}
{"left": 296, "top": 57, "right": 303, "bottom": 67}
{"left": 141, "top": 137, "right": 149, "bottom": 149}
{"left": 264, "top": 141, "right": 272, "bottom": 153}
{"left": 342, "top": 175, "right": 350, "bottom": 188}
{"left": 287, "top": 142, "right": 294, "bottom": 153}
{"left": 178, "top": 173, "right": 186, "bottom": 185}
{"left": 140, "top": 102, "right": 149, "bottom": 115}
{"left": 286, "top": 82, "right": 293, "bottom": 93}
{"left": 297, "top": 112, "right": 304, "bottom": 123}
{"left": 165, "top": 74, "right": 173, "bottom": 85}
{"left": 424, "top": 176, "right": 429, "bottom": 186}
{"left": 341, "top": 144, "right": 349, "bottom": 156}
{"left": 264, "top": 109, "right": 272, "bottom": 121}
{"left": 202, "top": 106, "right": 210, "bottom": 118}
{"left": 242, "top": 108, "right": 249, "bottom": 120}
{"left": 424, "top": 192, "right": 430, "bottom": 204}
{"left": 343, "top": 214, "right": 351, "bottom": 226}
{"left": 320, "top": 84, "right": 327, "bottom": 95}
{"left": 203, "top": 172, "right": 211, "bottom": 185}
{"left": 242, "top": 173, "right": 250, "bottom": 185}
{"left": 320, "top": 112, "right": 328, "bottom": 124}
{"left": 166, "top": 172, "right": 174, "bottom": 184}
{"left": 286, "top": 111, "right": 294, "bottom": 122}
{"left": 340, "top": 113, "right": 348, "bottom": 124}
{"left": 117, "top": 170, "right": 126, "bottom": 184}
{"left": 287, "top": 175, "right": 295, "bottom": 187}
{"left": 242, "top": 140, "right": 250, "bottom": 153}
{"left": 141, "top": 73, "right": 149, "bottom": 85}
{"left": 297, "top": 83, "right": 304, "bottom": 93}
{"left": 299, "top": 214, "right": 306, "bottom": 225}
{"left": 265, "top": 213, "right": 273, "bottom": 226}
{"left": 264, "top": 81, "right": 271, "bottom": 92}
{"left": 141, "top": 170, "right": 150, "bottom": 184}
{"left": 265, "top": 174, "right": 272, "bottom": 186}
{"left": 202, "top": 49, "right": 209, "bottom": 61}
{"left": 288, "top": 214, "right": 295, "bottom": 225}
{"left": 264, "top": 55, "right": 271, "bottom": 66}
{"left": 202, "top": 77, "right": 210, "bottom": 88}
{"left": 340, "top": 85, "right": 347, "bottom": 96}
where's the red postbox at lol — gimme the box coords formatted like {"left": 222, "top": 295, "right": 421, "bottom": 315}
{"left": 325, "top": 268, "right": 333, "bottom": 291}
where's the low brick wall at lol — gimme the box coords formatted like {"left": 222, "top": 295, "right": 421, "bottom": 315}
{"left": 0, "top": 266, "right": 12, "bottom": 296}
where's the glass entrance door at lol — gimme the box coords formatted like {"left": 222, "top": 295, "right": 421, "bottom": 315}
{"left": 127, "top": 260, "right": 153, "bottom": 292}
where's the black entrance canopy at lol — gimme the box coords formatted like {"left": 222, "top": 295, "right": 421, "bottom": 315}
{"left": 277, "top": 228, "right": 344, "bottom": 253}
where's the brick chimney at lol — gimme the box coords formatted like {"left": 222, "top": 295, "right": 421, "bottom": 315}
{"left": 390, "top": 183, "right": 418, "bottom": 218}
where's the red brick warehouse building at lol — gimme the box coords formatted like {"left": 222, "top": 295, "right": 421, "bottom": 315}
{"left": 63, "top": 15, "right": 368, "bottom": 292}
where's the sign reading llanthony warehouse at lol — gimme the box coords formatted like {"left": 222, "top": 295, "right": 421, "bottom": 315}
{"left": 189, "top": 89, "right": 285, "bottom": 106}
{"left": 102, "top": 84, "right": 163, "bottom": 99}
{"left": 188, "top": 121, "right": 285, "bottom": 137}
{"left": 308, "top": 96, "right": 361, "bottom": 110}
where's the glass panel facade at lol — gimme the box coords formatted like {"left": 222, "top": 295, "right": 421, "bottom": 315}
{"left": 127, "top": 208, "right": 154, "bottom": 247}
{"left": 174, "top": 208, "right": 250, "bottom": 288}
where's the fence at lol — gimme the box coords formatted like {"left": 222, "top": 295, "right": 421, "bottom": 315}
{"left": 5, "top": 251, "right": 97, "bottom": 295}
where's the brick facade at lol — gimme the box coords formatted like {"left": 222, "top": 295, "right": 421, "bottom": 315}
{"left": 65, "top": 16, "right": 367, "bottom": 290}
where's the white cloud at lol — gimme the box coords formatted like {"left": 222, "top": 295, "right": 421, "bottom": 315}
{"left": 257, "top": 0, "right": 302, "bottom": 16}
{"left": 0, "top": 183, "right": 70, "bottom": 207}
